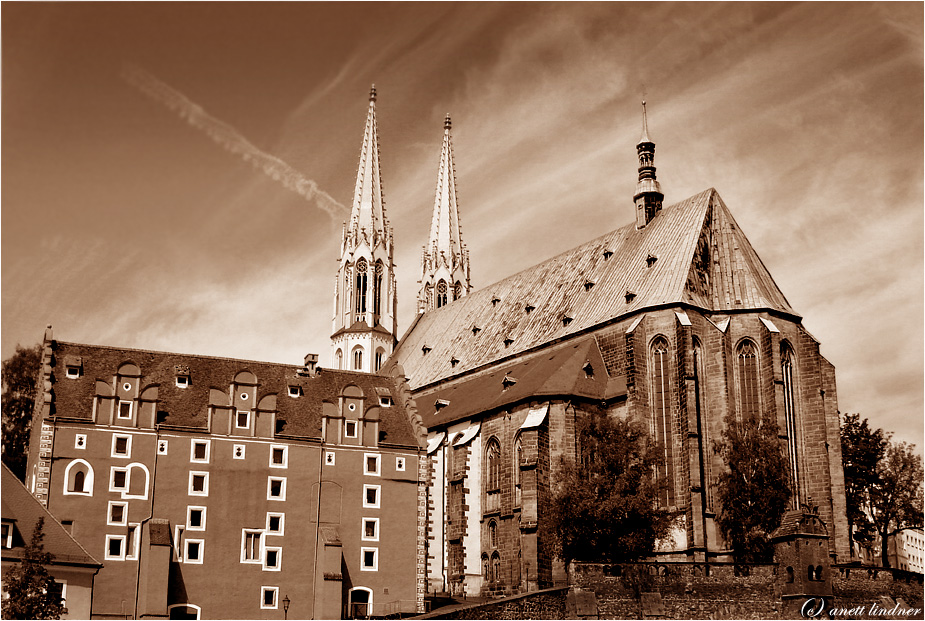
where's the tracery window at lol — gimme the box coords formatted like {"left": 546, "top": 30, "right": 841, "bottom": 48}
{"left": 355, "top": 258, "right": 368, "bottom": 318}
{"left": 736, "top": 340, "right": 760, "bottom": 421}
{"left": 436, "top": 280, "right": 448, "bottom": 308}
{"left": 454, "top": 281, "right": 463, "bottom": 301}
{"left": 781, "top": 343, "right": 801, "bottom": 507}
{"left": 485, "top": 439, "right": 501, "bottom": 512}
{"left": 513, "top": 435, "right": 523, "bottom": 506}
{"left": 650, "top": 337, "right": 675, "bottom": 507}
{"left": 488, "top": 520, "right": 497, "bottom": 549}
{"left": 693, "top": 339, "right": 713, "bottom": 511}
{"left": 491, "top": 551, "right": 501, "bottom": 583}
{"left": 373, "top": 261, "right": 383, "bottom": 318}
{"left": 353, "top": 348, "right": 364, "bottom": 371}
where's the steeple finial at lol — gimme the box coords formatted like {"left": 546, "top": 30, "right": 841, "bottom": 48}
{"left": 633, "top": 100, "right": 664, "bottom": 229}
{"left": 369, "top": 84, "right": 377, "bottom": 102}
{"left": 444, "top": 113, "right": 452, "bottom": 131}
{"left": 639, "top": 100, "right": 652, "bottom": 145}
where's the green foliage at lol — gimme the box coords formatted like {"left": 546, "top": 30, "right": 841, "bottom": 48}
{"left": 1, "top": 517, "right": 65, "bottom": 620}
{"left": 546, "top": 413, "right": 672, "bottom": 564}
{"left": 840, "top": 413, "right": 888, "bottom": 547}
{"left": 715, "top": 414, "right": 790, "bottom": 564}
{"left": 870, "top": 441, "right": 924, "bottom": 568}
{"left": 2, "top": 344, "right": 41, "bottom": 481}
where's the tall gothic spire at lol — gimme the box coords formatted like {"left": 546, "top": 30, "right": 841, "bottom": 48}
{"left": 418, "top": 114, "right": 471, "bottom": 312}
{"left": 634, "top": 100, "right": 664, "bottom": 229}
{"left": 331, "top": 85, "right": 398, "bottom": 373}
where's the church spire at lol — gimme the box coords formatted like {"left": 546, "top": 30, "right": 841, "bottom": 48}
{"left": 634, "top": 100, "right": 664, "bottom": 229}
{"left": 331, "top": 85, "right": 397, "bottom": 373}
{"left": 418, "top": 113, "right": 471, "bottom": 312}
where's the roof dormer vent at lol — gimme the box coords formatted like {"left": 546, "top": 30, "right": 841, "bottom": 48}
{"left": 501, "top": 375, "right": 517, "bottom": 390}
{"left": 646, "top": 254, "right": 658, "bottom": 267}
{"left": 625, "top": 290, "right": 637, "bottom": 303}
{"left": 491, "top": 296, "right": 501, "bottom": 307}
{"left": 450, "top": 357, "right": 459, "bottom": 368}
{"left": 583, "top": 279, "right": 595, "bottom": 291}
{"left": 503, "top": 337, "right": 514, "bottom": 348}
{"left": 471, "top": 325, "right": 481, "bottom": 335}
{"left": 422, "top": 345, "right": 432, "bottom": 355}
{"left": 603, "top": 250, "right": 613, "bottom": 260}
{"left": 434, "top": 399, "right": 450, "bottom": 411}
{"left": 525, "top": 304, "right": 535, "bottom": 315}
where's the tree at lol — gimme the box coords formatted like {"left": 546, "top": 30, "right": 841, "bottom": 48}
{"left": 715, "top": 413, "right": 791, "bottom": 564}
{"left": 1, "top": 517, "right": 65, "bottom": 620}
{"left": 2, "top": 344, "right": 41, "bottom": 481}
{"left": 546, "top": 413, "right": 673, "bottom": 564}
{"left": 840, "top": 413, "right": 888, "bottom": 553}
{"left": 869, "top": 441, "right": 923, "bottom": 568}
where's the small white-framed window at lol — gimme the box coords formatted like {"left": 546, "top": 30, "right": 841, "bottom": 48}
{"left": 325, "top": 451, "right": 335, "bottom": 466}
{"left": 364, "top": 453, "right": 381, "bottom": 476}
{"left": 189, "top": 472, "right": 209, "bottom": 497}
{"left": 264, "top": 546, "right": 282, "bottom": 571}
{"left": 108, "top": 501, "right": 128, "bottom": 526}
{"left": 236, "top": 411, "right": 250, "bottom": 429}
{"left": 176, "top": 375, "right": 189, "bottom": 388}
{"left": 233, "top": 444, "right": 246, "bottom": 459}
{"left": 345, "top": 420, "right": 358, "bottom": 438}
{"left": 66, "top": 366, "right": 80, "bottom": 379}
{"left": 261, "top": 586, "right": 278, "bottom": 610}
{"left": 190, "top": 440, "right": 210, "bottom": 463}
{"left": 288, "top": 386, "right": 301, "bottom": 398}
{"left": 1, "top": 522, "right": 13, "bottom": 548}
{"left": 157, "top": 440, "right": 168, "bottom": 455}
{"left": 184, "top": 539, "right": 204, "bottom": 564}
{"left": 363, "top": 484, "right": 380, "bottom": 509}
{"left": 111, "top": 434, "right": 132, "bottom": 458}
{"left": 110, "top": 467, "right": 129, "bottom": 492}
{"left": 269, "top": 445, "right": 288, "bottom": 468}
{"left": 122, "top": 382, "right": 133, "bottom": 392}
{"left": 64, "top": 460, "right": 93, "bottom": 496}
{"left": 267, "top": 477, "right": 286, "bottom": 501}
{"left": 266, "top": 513, "right": 284, "bottom": 536}
{"left": 242, "top": 530, "right": 263, "bottom": 564}
{"left": 105, "top": 534, "right": 126, "bottom": 561}
{"left": 167, "top": 605, "right": 201, "bottom": 620}
{"left": 360, "top": 547, "right": 379, "bottom": 571}
{"left": 126, "top": 523, "right": 140, "bottom": 560}
{"left": 74, "top": 434, "right": 87, "bottom": 450}
{"left": 187, "top": 506, "right": 207, "bottom": 531}
{"left": 48, "top": 579, "right": 66, "bottom": 608}
{"left": 362, "top": 517, "right": 379, "bottom": 542}
{"left": 117, "top": 400, "right": 133, "bottom": 420}
{"left": 396, "top": 457, "right": 406, "bottom": 472}
{"left": 379, "top": 396, "right": 393, "bottom": 407}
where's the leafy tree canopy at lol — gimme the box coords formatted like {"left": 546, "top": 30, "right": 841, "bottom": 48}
{"left": 1, "top": 517, "right": 65, "bottom": 620}
{"left": 2, "top": 344, "right": 41, "bottom": 481}
{"left": 870, "top": 441, "right": 924, "bottom": 568}
{"left": 715, "top": 414, "right": 790, "bottom": 564}
{"left": 546, "top": 413, "right": 673, "bottom": 564}
{"left": 840, "top": 413, "right": 888, "bottom": 546}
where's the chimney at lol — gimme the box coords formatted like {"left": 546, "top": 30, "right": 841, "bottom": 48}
{"left": 301, "top": 353, "right": 319, "bottom": 378}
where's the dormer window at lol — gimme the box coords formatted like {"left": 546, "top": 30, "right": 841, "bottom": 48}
{"left": 524, "top": 304, "right": 535, "bottom": 314}
{"left": 379, "top": 396, "right": 392, "bottom": 407}
{"left": 434, "top": 399, "right": 450, "bottom": 411}
{"left": 646, "top": 254, "right": 658, "bottom": 267}
{"left": 491, "top": 296, "right": 501, "bottom": 307}
{"left": 175, "top": 365, "right": 190, "bottom": 388}
{"left": 603, "top": 250, "right": 614, "bottom": 260}
{"left": 64, "top": 355, "right": 82, "bottom": 379}
{"left": 472, "top": 325, "right": 481, "bottom": 335}
{"left": 503, "top": 337, "right": 514, "bottom": 348}
{"left": 583, "top": 362, "right": 594, "bottom": 378}
{"left": 288, "top": 386, "right": 301, "bottom": 398}
{"left": 1, "top": 521, "right": 13, "bottom": 548}
{"left": 176, "top": 375, "right": 189, "bottom": 388}
{"left": 625, "top": 290, "right": 637, "bottom": 303}
{"left": 422, "top": 345, "right": 431, "bottom": 356}
{"left": 450, "top": 357, "right": 459, "bottom": 368}
{"left": 66, "top": 366, "right": 80, "bottom": 379}
{"left": 562, "top": 314, "right": 573, "bottom": 327}
{"left": 583, "top": 279, "right": 595, "bottom": 291}
{"left": 501, "top": 375, "right": 517, "bottom": 390}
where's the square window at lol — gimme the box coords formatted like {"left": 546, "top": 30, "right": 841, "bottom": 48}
{"left": 269, "top": 446, "right": 287, "bottom": 468}
{"left": 288, "top": 386, "right": 300, "bottom": 398}
{"left": 189, "top": 472, "right": 209, "bottom": 496}
{"left": 118, "top": 401, "right": 133, "bottom": 420}
{"left": 264, "top": 546, "right": 282, "bottom": 571}
{"left": 345, "top": 420, "right": 358, "bottom": 438}
{"left": 112, "top": 434, "right": 131, "bottom": 458}
{"left": 379, "top": 396, "right": 392, "bottom": 407}
{"left": 267, "top": 477, "right": 286, "bottom": 501}
{"left": 242, "top": 530, "right": 263, "bottom": 563}
{"left": 74, "top": 434, "right": 87, "bottom": 450}
{"left": 190, "top": 440, "right": 210, "bottom": 463}
{"left": 105, "top": 535, "right": 126, "bottom": 560}
{"left": 396, "top": 457, "right": 406, "bottom": 472}
{"left": 266, "top": 513, "right": 284, "bottom": 535}
{"left": 187, "top": 506, "right": 206, "bottom": 531}
{"left": 261, "top": 587, "right": 278, "bottom": 610}
{"left": 362, "top": 518, "right": 379, "bottom": 542}
{"left": 108, "top": 501, "right": 128, "bottom": 526}
{"left": 361, "top": 547, "right": 378, "bottom": 571}
{"left": 1, "top": 522, "right": 13, "bottom": 548}
{"left": 363, "top": 485, "right": 380, "bottom": 509}
{"left": 176, "top": 375, "right": 189, "bottom": 388}
{"left": 233, "top": 444, "right": 246, "bottom": 459}
{"left": 325, "top": 451, "right": 335, "bottom": 466}
{"left": 110, "top": 468, "right": 128, "bottom": 492}
{"left": 364, "top": 454, "right": 380, "bottom": 476}
{"left": 236, "top": 411, "right": 250, "bottom": 429}
{"left": 184, "top": 539, "right": 203, "bottom": 564}
{"left": 66, "top": 366, "right": 80, "bottom": 379}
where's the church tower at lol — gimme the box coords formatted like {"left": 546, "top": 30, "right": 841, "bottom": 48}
{"left": 634, "top": 101, "right": 664, "bottom": 229}
{"left": 331, "top": 86, "right": 398, "bottom": 372}
{"left": 418, "top": 114, "right": 471, "bottom": 312}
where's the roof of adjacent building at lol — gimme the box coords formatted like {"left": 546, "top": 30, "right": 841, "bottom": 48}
{"left": 47, "top": 341, "right": 421, "bottom": 449}
{"left": 1, "top": 464, "right": 101, "bottom": 567}
{"left": 391, "top": 188, "right": 796, "bottom": 390}
{"left": 771, "top": 508, "right": 829, "bottom": 540}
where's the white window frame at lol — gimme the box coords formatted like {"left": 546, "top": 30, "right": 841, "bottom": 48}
{"left": 266, "top": 512, "right": 285, "bottom": 536}
{"left": 66, "top": 366, "right": 80, "bottom": 379}
{"left": 261, "top": 586, "right": 279, "bottom": 610}
{"left": 64, "top": 459, "right": 94, "bottom": 496}
{"left": 362, "top": 517, "right": 379, "bottom": 542}
{"left": 233, "top": 444, "right": 246, "bottom": 459}
{"left": 263, "top": 546, "right": 282, "bottom": 571}
{"left": 107, "top": 501, "right": 129, "bottom": 526}
{"left": 126, "top": 523, "right": 140, "bottom": 561}
{"left": 379, "top": 396, "right": 392, "bottom": 407}
{"left": 111, "top": 433, "right": 132, "bottom": 458}
{"left": 167, "top": 605, "right": 200, "bottom": 620}
{"left": 157, "top": 440, "right": 168, "bottom": 455}
{"left": 288, "top": 386, "right": 300, "bottom": 398}
{"left": 344, "top": 420, "right": 358, "bottom": 438}
{"left": 190, "top": 439, "right": 210, "bottom": 464}
{"left": 176, "top": 375, "right": 189, "bottom": 388}
{"left": 105, "top": 534, "right": 126, "bottom": 561}
{"left": 396, "top": 456, "right": 406, "bottom": 472}
{"left": 51, "top": 579, "right": 67, "bottom": 608}
{"left": 173, "top": 526, "right": 184, "bottom": 561}
{"left": 363, "top": 484, "right": 381, "bottom": 509}
{"left": 117, "top": 400, "right": 133, "bottom": 420}
{"left": 364, "top": 453, "right": 381, "bottom": 476}
{"left": 241, "top": 529, "right": 264, "bottom": 564}
{"left": 188, "top": 471, "right": 209, "bottom": 497}
{"left": 184, "top": 539, "right": 204, "bottom": 564}
{"left": 360, "top": 547, "right": 379, "bottom": 571}
{"left": 74, "top": 434, "right": 87, "bottom": 450}
{"left": 325, "top": 451, "right": 336, "bottom": 466}
{"left": 1, "top": 522, "right": 13, "bottom": 548}
{"left": 110, "top": 467, "right": 129, "bottom": 493}
{"left": 187, "top": 506, "right": 207, "bottom": 531}
{"left": 269, "top": 445, "right": 288, "bottom": 469}
{"left": 235, "top": 410, "right": 250, "bottom": 429}
{"left": 267, "top": 477, "right": 287, "bottom": 501}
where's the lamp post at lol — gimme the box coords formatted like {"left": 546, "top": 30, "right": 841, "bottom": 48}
{"left": 282, "top": 595, "right": 290, "bottom": 620}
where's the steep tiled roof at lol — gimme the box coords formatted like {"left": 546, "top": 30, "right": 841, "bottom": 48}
{"left": 771, "top": 509, "right": 829, "bottom": 540}
{"left": 48, "top": 342, "right": 421, "bottom": 449}
{"left": 1, "top": 464, "right": 101, "bottom": 566}
{"left": 391, "top": 188, "right": 796, "bottom": 390}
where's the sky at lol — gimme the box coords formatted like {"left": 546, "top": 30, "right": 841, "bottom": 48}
{"left": 3, "top": 2, "right": 922, "bottom": 449}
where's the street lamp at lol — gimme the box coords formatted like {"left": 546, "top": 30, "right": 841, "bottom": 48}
{"left": 282, "top": 595, "right": 290, "bottom": 620}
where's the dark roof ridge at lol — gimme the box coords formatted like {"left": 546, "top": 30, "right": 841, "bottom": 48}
{"left": 54, "top": 340, "right": 307, "bottom": 370}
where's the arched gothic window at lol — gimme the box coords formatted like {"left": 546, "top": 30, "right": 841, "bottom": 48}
{"left": 353, "top": 348, "right": 364, "bottom": 371}
{"left": 513, "top": 435, "right": 523, "bottom": 506}
{"left": 373, "top": 261, "right": 383, "bottom": 318}
{"left": 692, "top": 338, "right": 713, "bottom": 511}
{"left": 355, "top": 258, "right": 368, "bottom": 318}
{"left": 736, "top": 340, "right": 760, "bottom": 421}
{"left": 436, "top": 280, "right": 448, "bottom": 308}
{"left": 454, "top": 281, "right": 463, "bottom": 301}
{"left": 485, "top": 439, "right": 501, "bottom": 512}
{"left": 488, "top": 520, "right": 497, "bottom": 549}
{"left": 491, "top": 551, "right": 501, "bottom": 584}
{"left": 374, "top": 348, "right": 385, "bottom": 372}
{"left": 335, "top": 349, "right": 343, "bottom": 370}
{"left": 781, "top": 342, "right": 801, "bottom": 507}
{"left": 64, "top": 459, "right": 93, "bottom": 496}
{"left": 650, "top": 337, "right": 675, "bottom": 507}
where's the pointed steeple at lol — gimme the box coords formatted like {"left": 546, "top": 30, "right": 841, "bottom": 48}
{"left": 331, "top": 86, "right": 398, "bottom": 373}
{"left": 634, "top": 100, "right": 664, "bottom": 229}
{"left": 418, "top": 114, "right": 471, "bottom": 312}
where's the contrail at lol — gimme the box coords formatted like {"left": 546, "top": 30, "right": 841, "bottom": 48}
{"left": 121, "top": 63, "right": 348, "bottom": 220}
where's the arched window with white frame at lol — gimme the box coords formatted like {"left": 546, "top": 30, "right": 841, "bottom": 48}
{"left": 64, "top": 459, "right": 94, "bottom": 496}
